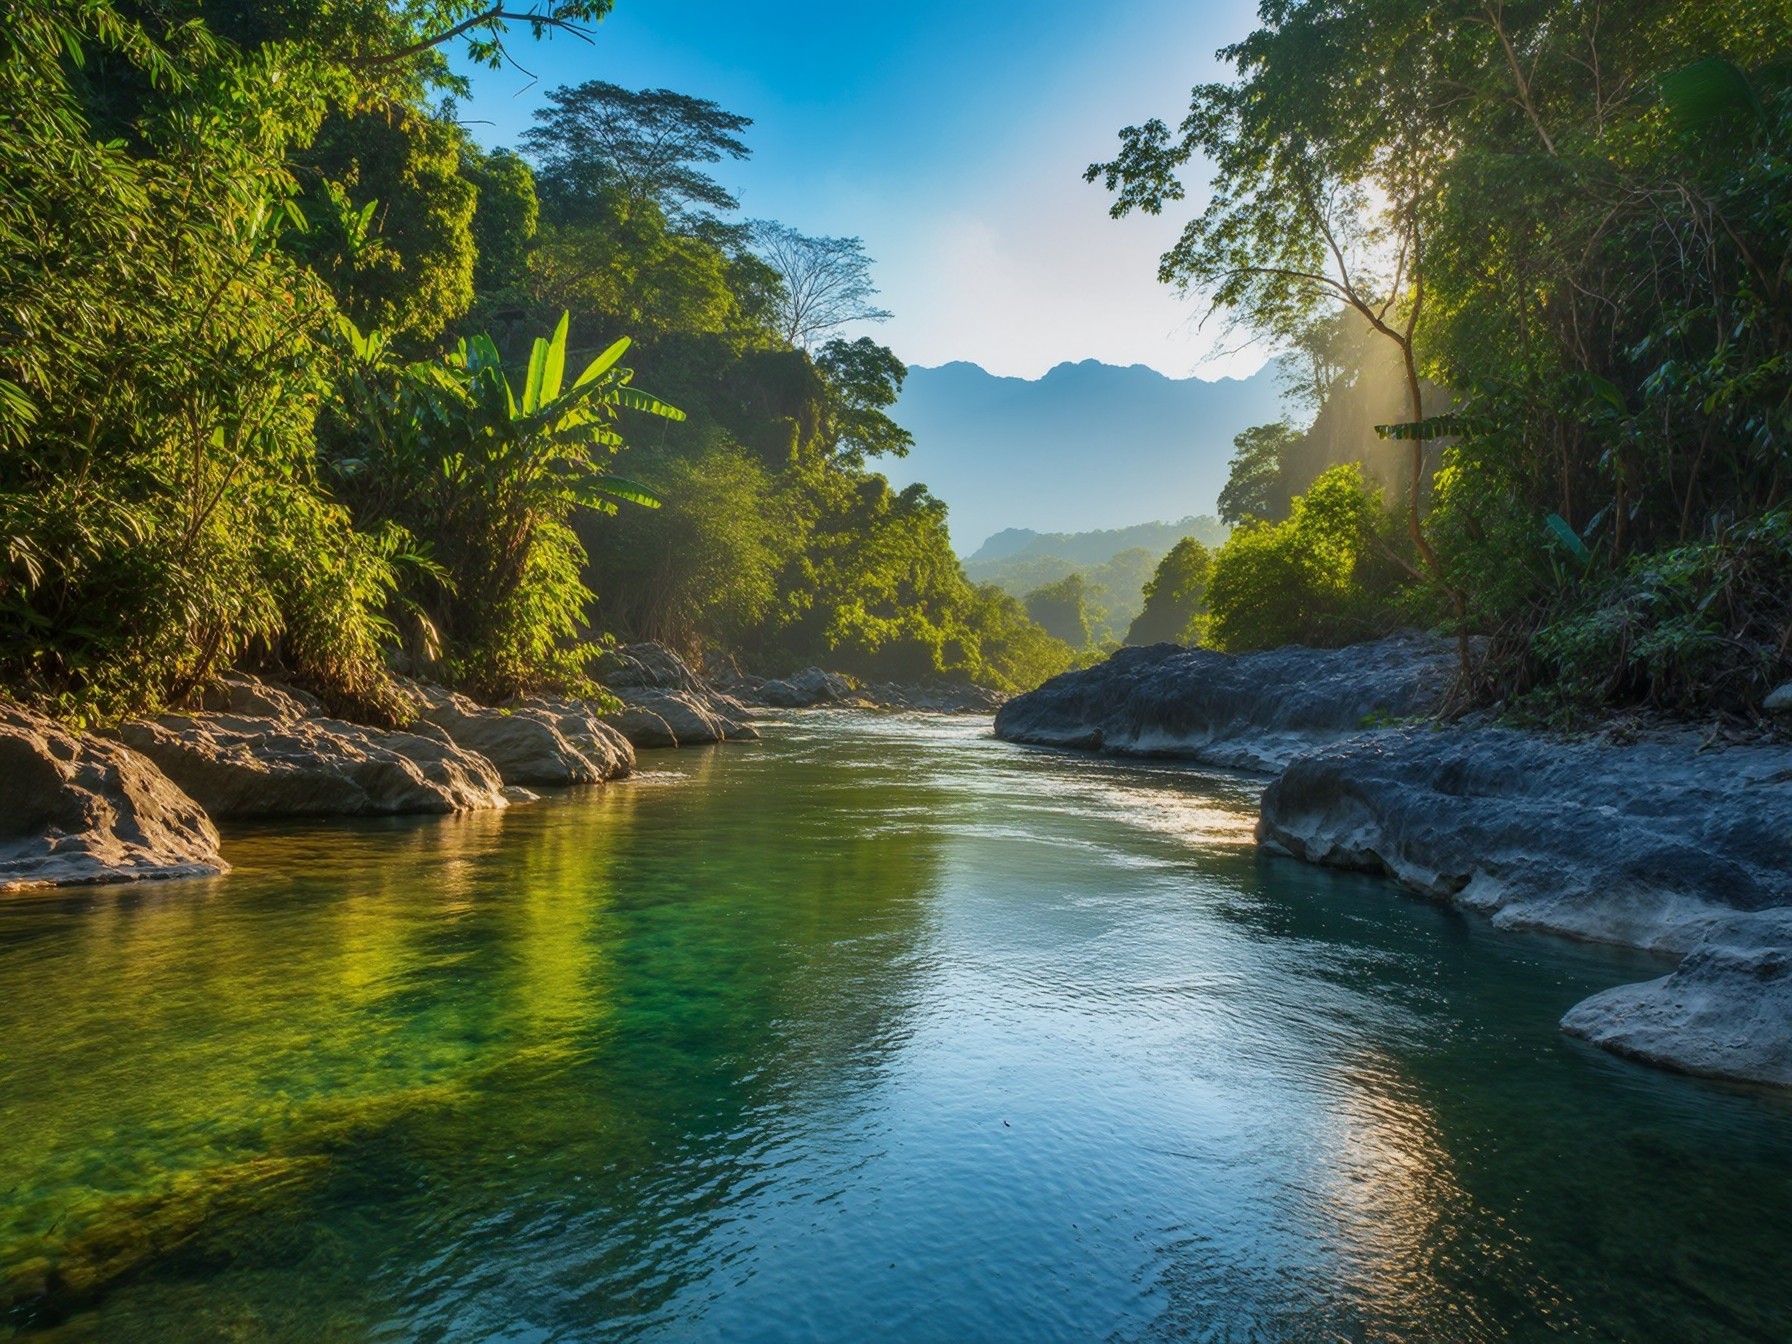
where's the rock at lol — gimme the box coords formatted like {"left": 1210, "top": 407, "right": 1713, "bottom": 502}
{"left": 196, "top": 672, "right": 319, "bottom": 721}
{"left": 0, "top": 702, "right": 225, "bottom": 891}
{"left": 1258, "top": 726, "right": 1792, "bottom": 954}
{"left": 411, "top": 686, "right": 630, "bottom": 787}
{"left": 500, "top": 785, "right": 540, "bottom": 805}
{"left": 1766, "top": 682, "right": 1792, "bottom": 717}
{"left": 118, "top": 713, "right": 507, "bottom": 820}
{"left": 592, "top": 642, "right": 706, "bottom": 694}
{"left": 511, "top": 695, "right": 637, "bottom": 779}
{"left": 1562, "top": 910, "right": 1792, "bottom": 1086}
{"left": 994, "top": 632, "right": 1458, "bottom": 772}
{"left": 604, "top": 705, "right": 679, "bottom": 750}
{"left": 603, "top": 689, "right": 759, "bottom": 748}
{"left": 758, "top": 667, "right": 855, "bottom": 707}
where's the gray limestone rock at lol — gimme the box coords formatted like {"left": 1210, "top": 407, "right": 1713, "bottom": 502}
{"left": 118, "top": 713, "right": 507, "bottom": 820}
{"left": 1257, "top": 726, "right": 1792, "bottom": 954}
{"left": 0, "top": 702, "right": 225, "bottom": 891}
{"left": 1562, "top": 910, "right": 1792, "bottom": 1086}
{"left": 994, "top": 632, "right": 1458, "bottom": 771}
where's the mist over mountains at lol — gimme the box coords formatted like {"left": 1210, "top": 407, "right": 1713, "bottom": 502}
{"left": 882, "top": 358, "right": 1286, "bottom": 554}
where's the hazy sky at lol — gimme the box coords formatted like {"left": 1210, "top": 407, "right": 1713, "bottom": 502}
{"left": 453, "top": 0, "right": 1270, "bottom": 380}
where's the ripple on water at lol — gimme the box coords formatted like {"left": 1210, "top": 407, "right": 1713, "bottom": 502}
{"left": 1, "top": 711, "right": 1790, "bottom": 1342}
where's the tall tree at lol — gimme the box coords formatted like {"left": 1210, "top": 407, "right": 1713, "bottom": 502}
{"left": 523, "top": 82, "right": 752, "bottom": 223}
{"left": 750, "top": 222, "right": 892, "bottom": 349}
{"left": 1085, "top": 0, "right": 1453, "bottom": 576}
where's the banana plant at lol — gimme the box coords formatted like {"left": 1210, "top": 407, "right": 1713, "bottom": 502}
{"left": 422, "top": 310, "right": 680, "bottom": 518}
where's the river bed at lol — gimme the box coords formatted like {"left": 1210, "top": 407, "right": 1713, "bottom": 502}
{"left": 2, "top": 711, "right": 1790, "bottom": 1341}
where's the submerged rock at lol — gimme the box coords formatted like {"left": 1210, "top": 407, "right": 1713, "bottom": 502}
{"left": 1562, "top": 910, "right": 1792, "bottom": 1086}
{"left": 118, "top": 713, "right": 507, "bottom": 820}
{"left": 0, "top": 702, "right": 225, "bottom": 891}
{"left": 1257, "top": 726, "right": 1792, "bottom": 953}
{"left": 994, "top": 632, "right": 1457, "bottom": 771}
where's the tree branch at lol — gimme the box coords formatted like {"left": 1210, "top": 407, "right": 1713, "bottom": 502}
{"left": 351, "top": 6, "right": 595, "bottom": 69}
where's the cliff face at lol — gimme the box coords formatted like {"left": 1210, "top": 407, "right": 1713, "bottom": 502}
{"left": 995, "top": 638, "right": 1792, "bottom": 1087}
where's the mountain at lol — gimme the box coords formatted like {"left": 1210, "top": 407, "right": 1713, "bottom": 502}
{"left": 881, "top": 358, "right": 1285, "bottom": 554}
{"left": 966, "top": 518, "right": 1229, "bottom": 570}
{"left": 962, "top": 519, "right": 1231, "bottom": 646}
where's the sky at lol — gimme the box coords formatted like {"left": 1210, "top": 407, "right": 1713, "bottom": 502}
{"left": 452, "top": 0, "right": 1271, "bottom": 381}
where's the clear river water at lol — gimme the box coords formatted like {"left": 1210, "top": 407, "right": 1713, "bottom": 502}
{"left": 2, "top": 711, "right": 1791, "bottom": 1342}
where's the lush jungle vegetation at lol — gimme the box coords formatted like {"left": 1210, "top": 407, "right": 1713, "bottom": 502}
{"left": 0, "top": 0, "right": 1072, "bottom": 726}
{"left": 1094, "top": 0, "right": 1792, "bottom": 718}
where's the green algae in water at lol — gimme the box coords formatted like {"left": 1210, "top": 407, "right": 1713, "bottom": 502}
{"left": 2, "top": 714, "right": 1791, "bottom": 1342}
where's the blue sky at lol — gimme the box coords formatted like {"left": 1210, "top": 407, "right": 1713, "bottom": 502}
{"left": 453, "top": 0, "right": 1269, "bottom": 379}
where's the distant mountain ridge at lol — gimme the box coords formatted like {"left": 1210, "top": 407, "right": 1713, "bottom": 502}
{"left": 967, "top": 517, "right": 1229, "bottom": 568}
{"left": 882, "top": 358, "right": 1285, "bottom": 554}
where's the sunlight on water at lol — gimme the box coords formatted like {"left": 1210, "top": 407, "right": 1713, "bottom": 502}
{"left": 1, "top": 711, "right": 1789, "bottom": 1342}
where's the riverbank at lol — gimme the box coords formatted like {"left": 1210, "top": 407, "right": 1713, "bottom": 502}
{"left": 0, "top": 644, "right": 1000, "bottom": 894}
{"left": 996, "top": 638, "right": 1792, "bottom": 1087}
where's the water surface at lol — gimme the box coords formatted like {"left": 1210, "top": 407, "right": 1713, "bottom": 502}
{"left": 2, "top": 712, "right": 1790, "bottom": 1341}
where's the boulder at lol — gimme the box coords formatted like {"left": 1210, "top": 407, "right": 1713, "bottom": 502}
{"left": 604, "top": 705, "right": 679, "bottom": 750}
{"left": 592, "top": 642, "right": 706, "bottom": 694}
{"left": 118, "top": 713, "right": 506, "bottom": 820}
{"left": 603, "top": 689, "right": 760, "bottom": 748}
{"left": 1766, "top": 682, "right": 1792, "bottom": 718}
{"left": 196, "top": 672, "right": 320, "bottom": 720}
{"left": 994, "top": 632, "right": 1458, "bottom": 772}
{"left": 411, "top": 686, "right": 630, "bottom": 787}
{"left": 1562, "top": 910, "right": 1792, "bottom": 1086}
{"left": 757, "top": 667, "right": 855, "bottom": 708}
{"left": 0, "top": 702, "right": 225, "bottom": 891}
{"left": 1258, "top": 726, "right": 1792, "bottom": 954}
{"left": 511, "top": 695, "right": 637, "bottom": 779}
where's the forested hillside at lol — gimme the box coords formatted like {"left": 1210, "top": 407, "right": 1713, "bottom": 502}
{"left": 0, "top": 1, "right": 1074, "bottom": 725}
{"left": 1095, "top": 0, "right": 1792, "bottom": 718}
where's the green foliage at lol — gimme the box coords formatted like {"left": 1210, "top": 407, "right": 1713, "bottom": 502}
{"left": 1126, "top": 538, "right": 1211, "bottom": 645}
{"left": 1094, "top": 0, "right": 1792, "bottom": 716}
{"left": 816, "top": 337, "right": 913, "bottom": 468}
{"left": 330, "top": 312, "right": 682, "bottom": 698}
{"left": 295, "top": 105, "right": 477, "bottom": 345}
{"left": 523, "top": 81, "right": 753, "bottom": 223}
{"left": 1530, "top": 513, "right": 1792, "bottom": 715}
{"left": 0, "top": 1, "right": 401, "bottom": 722}
{"left": 1024, "top": 574, "right": 1096, "bottom": 649}
{"left": 464, "top": 147, "right": 539, "bottom": 294}
{"left": 1206, "top": 466, "right": 1398, "bottom": 652}
{"left": 1217, "top": 422, "right": 1297, "bottom": 525}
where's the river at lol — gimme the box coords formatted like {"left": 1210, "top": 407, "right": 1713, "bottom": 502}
{"left": 2, "top": 711, "right": 1790, "bottom": 1341}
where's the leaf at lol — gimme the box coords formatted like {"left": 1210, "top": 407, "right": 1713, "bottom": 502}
{"left": 1544, "top": 513, "right": 1592, "bottom": 565}
{"left": 1658, "top": 58, "right": 1763, "bottom": 133}
{"left": 587, "top": 476, "right": 662, "bottom": 509}
{"left": 541, "top": 311, "right": 569, "bottom": 406}
{"left": 610, "top": 386, "right": 686, "bottom": 421}
{"left": 572, "top": 337, "right": 632, "bottom": 389}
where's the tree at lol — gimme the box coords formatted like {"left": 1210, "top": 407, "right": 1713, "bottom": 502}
{"left": 1206, "top": 465, "right": 1387, "bottom": 652}
{"left": 1085, "top": 0, "right": 1452, "bottom": 577}
{"left": 1025, "top": 575, "right": 1098, "bottom": 649}
{"left": 523, "top": 82, "right": 752, "bottom": 223}
{"left": 750, "top": 221, "right": 892, "bottom": 349}
{"left": 1217, "top": 422, "right": 1297, "bottom": 525}
{"left": 1126, "top": 539, "right": 1212, "bottom": 645}
{"left": 816, "top": 337, "right": 913, "bottom": 468}
{"left": 464, "top": 147, "right": 539, "bottom": 294}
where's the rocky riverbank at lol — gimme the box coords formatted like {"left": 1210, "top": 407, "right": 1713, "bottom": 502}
{"left": 996, "top": 638, "right": 1792, "bottom": 1087}
{"left": 0, "top": 643, "right": 998, "bottom": 896}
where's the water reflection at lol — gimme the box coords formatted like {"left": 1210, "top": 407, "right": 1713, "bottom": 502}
{"left": 1, "top": 715, "right": 1790, "bottom": 1342}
